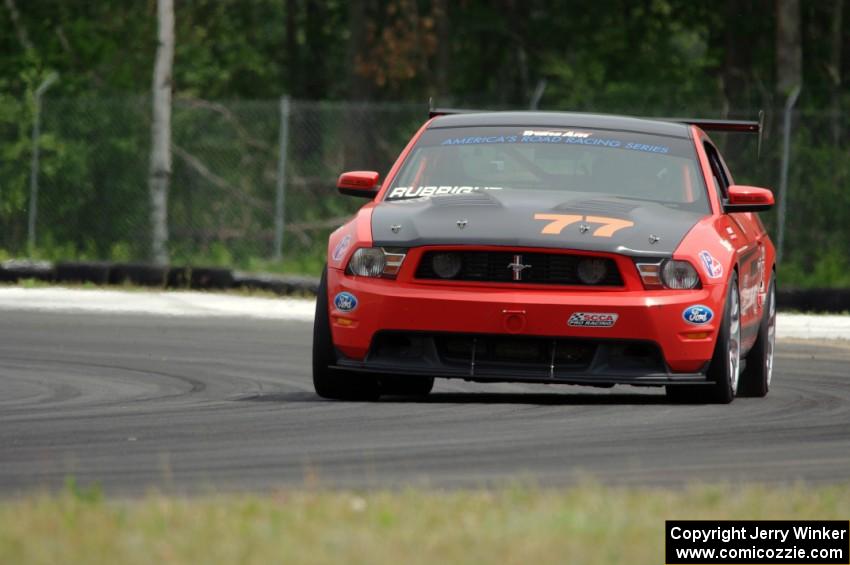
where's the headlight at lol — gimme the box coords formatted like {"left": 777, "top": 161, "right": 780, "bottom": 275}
{"left": 576, "top": 258, "right": 608, "bottom": 284}
{"left": 661, "top": 260, "right": 700, "bottom": 289}
{"left": 431, "top": 252, "right": 462, "bottom": 278}
{"left": 346, "top": 247, "right": 406, "bottom": 278}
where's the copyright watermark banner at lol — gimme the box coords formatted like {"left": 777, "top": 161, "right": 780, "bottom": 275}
{"left": 666, "top": 521, "right": 849, "bottom": 564}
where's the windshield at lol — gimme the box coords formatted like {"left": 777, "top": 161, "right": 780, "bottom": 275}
{"left": 386, "top": 125, "right": 708, "bottom": 212}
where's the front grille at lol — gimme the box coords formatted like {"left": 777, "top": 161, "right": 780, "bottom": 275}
{"left": 415, "top": 250, "right": 623, "bottom": 286}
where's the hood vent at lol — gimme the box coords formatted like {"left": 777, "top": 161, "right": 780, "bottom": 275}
{"left": 428, "top": 192, "right": 501, "bottom": 207}
{"left": 556, "top": 199, "right": 639, "bottom": 215}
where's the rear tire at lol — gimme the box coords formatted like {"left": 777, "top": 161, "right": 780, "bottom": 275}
{"left": 667, "top": 272, "right": 740, "bottom": 404}
{"left": 312, "top": 268, "right": 380, "bottom": 401}
{"left": 738, "top": 275, "right": 775, "bottom": 398}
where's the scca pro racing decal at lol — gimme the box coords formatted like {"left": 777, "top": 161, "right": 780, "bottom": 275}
{"left": 682, "top": 305, "right": 713, "bottom": 325}
{"left": 568, "top": 312, "right": 619, "bottom": 328}
{"left": 331, "top": 234, "right": 352, "bottom": 263}
{"left": 698, "top": 250, "right": 723, "bottom": 278}
{"left": 334, "top": 292, "right": 358, "bottom": 312}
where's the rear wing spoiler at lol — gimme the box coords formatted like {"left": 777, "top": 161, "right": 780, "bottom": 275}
{"left": 428, "top": 107, "right": 482, "bottom": 119}
{"left": 660, "top": 111, "right": 764, "bottom": 157}
{"left": 658, "top": 114, "right": 762, "bottom": 134}
{"left": 428, "top": 102, "right": 764, "bottom": 156}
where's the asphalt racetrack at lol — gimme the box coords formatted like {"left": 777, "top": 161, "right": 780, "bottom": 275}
{"left": 1, "top": 309, "right": 848, "bottom": 495}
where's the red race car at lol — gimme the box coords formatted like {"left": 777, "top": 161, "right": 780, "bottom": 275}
{"left": 313, "top": 110, "right": 776, "bottom": 404}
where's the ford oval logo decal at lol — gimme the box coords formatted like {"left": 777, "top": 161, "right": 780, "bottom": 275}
{"left": 683, "top": 305, "right": 713, "bottom": 325}
{"left": 334, "top": 292, "right": 358, "bottom": 312}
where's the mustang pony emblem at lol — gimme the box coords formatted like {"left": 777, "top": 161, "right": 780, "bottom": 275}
{"left": 506, "top": 254, "right": 532, "bottom": 281}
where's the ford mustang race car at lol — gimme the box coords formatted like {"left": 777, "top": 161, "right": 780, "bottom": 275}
{"left": 313, "top": 110, "right": 776, "bottom": 403}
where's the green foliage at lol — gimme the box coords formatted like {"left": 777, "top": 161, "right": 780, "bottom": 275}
{"left": 0, "top": 1, "right": 847, "bottom": 284}
{"left": 63, "top": 477, "right": 104, "bottom": 506}
{"left": 781, "top": 250, "right": 850, "bottom": 289}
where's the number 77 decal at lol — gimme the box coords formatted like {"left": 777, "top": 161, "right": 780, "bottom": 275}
{"left": 534, "top": 213, "right": 634, "bottom": 238}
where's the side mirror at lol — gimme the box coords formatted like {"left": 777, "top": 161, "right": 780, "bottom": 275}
{"left": 725, "top": 185, "right": 775, "bottom": 213}
{"left": 338, "top": 171, "right": 380, "bottom": 198}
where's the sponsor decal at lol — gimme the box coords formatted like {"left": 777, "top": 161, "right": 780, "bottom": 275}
{"left": 334, "top": 292, "right": 358, "bottom": 312}
{"left": 623, "top": 142, "right": 670, "bottom": 154}
{"left": 522, "top": 129, "right": 593, "bottom": 139}
{"left": 386, "top": 185, "right": 503, "bottom": 200}
{"left": 682, "top": 305, "right": 713, "bottom": 325}
{"left": 331, "top": 234, "right": 352, "bottom": 263}
{"left": 435, "top": 131, "right": 669, "bottom": 153}
{"left": 442, "top": 135, "right": 518, "bottom": 145}
{"left": 523, "top": 133, "right": 620, "bottom": 147}
{"left": 698, "top": 250, "right": 723, "bottom": 278}
{"left": 568, "top": 312, "right": 619, "bottom": 328}
{"left": 520, "top": 132, "right": 669, "bottom": 153}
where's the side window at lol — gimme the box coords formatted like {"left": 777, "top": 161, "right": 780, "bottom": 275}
{"left": 713, "top": 147, "right": 735, "bottom": 186}
{"left": 703, "top": 142, "right": 729, "bottom": 201}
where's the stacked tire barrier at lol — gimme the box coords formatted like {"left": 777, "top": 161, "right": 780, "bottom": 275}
{"left": 776, "top": 288, "right": 850, "bottom": 313}
{"left": 0, "top": 259, "right": 847, "bottom": 311}
{"left": 0, "top": 260, "right": 317, "bottom": 296}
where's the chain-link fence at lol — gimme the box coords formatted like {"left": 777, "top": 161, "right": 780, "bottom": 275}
{"left": 0, "top": 96, "right": 848, "bottom": 284}
{"left": 0, "top": 98, "right": 426, "bottom": 271}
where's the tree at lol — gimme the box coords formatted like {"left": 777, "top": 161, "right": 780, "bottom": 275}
{"left": 149, "top": 0, "right": 174, "bottom": 265}
{"left": 775, "top": 0, "right": 802, "bottom": 97}
{"left": 828, "top": 0, "right": 844, "bottom": 145}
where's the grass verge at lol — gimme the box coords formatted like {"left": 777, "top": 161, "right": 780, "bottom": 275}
{"left": 1, "top": 482, "right": 848, "bottom": 564}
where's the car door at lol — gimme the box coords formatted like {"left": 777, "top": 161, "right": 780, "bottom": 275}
{"left": 703, "top": 141, "right": 765, "bottom": 350}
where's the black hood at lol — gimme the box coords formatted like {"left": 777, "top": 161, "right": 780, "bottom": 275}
{"left": 370, "top": 190, "right": 704, "bottom": 257}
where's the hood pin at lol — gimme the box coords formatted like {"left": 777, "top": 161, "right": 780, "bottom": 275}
{"left": 456, "top": 219, "right": 468, "bottom": 229}
{"left": 578, "top": 223, "right": 590, "bottom": 234}
{"left": 649, "top": 234, "right": 661, "bottom": 244}
{"left": 390, "top": 224, "right": 402, "bottom": 233}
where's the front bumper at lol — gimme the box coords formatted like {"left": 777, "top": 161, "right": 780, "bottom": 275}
{"left": 333, "top": 331, "right": 710, "bottom": 386}
{"left": 327, "top": 268, "right": 727, "bottom": 381}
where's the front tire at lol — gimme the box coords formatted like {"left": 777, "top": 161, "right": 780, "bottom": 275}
{"left": 705, "top": 272, "right": 741, "bottom": 403}
{"left": 312, "top": 268, "right": 379, "bottom": 401}
{"left": 667, "top": 272, "right": 740, "bottom": 404}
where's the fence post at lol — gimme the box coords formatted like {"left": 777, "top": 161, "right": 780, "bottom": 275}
{"left": 273, "top": 95, "right": 291, "bottom": 261}
{"left": 776, "top": 84, "right": 802, "bottom": 264}
{"left": 529, "top": 78, "right": 547, "bottom": 110}
{"left": 27, "top": 72, "right": 59, "bottom": 256}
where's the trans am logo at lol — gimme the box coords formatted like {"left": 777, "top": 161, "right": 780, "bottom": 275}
{"left": 568, "top": 312, "right": 619, "bottom": 328}
{"left": 334, "top": 292, "right": 358, "bottom": 312}
{"left": 682, "top": 305, "right": 713, "bottom": 325}
{"left": 699, "top": 250, "right": 723, "bottom": 279}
